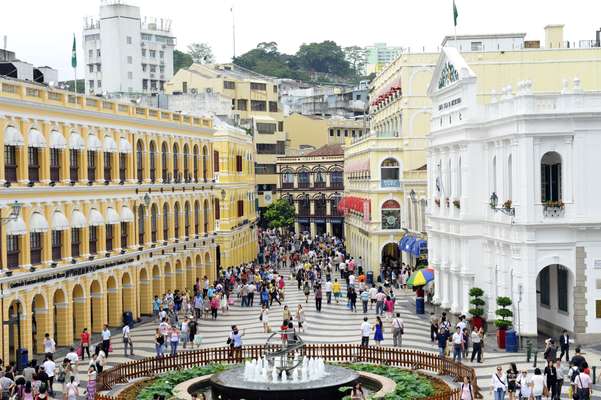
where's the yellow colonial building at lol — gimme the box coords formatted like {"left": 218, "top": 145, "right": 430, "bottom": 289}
{"left": 165, "top": 63, "right": 284, "bottom": 210}
{"left": 344, "top": 24, "right": 601, "bottom": 275}
{"left": 0, "top": 77, "right": 257, "bottom": 364}
{"left": 283, "top": 113, "right": 366, "bottom": 154}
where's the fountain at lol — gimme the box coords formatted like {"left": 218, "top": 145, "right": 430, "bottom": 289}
{"left": 209, "top": 329, "right": 360, "bottom": 400}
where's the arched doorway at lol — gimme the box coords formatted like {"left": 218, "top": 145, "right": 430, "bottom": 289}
{"left": 164, "top": 262, "right": 174, "bottom": 292}
{"left": 186, "top": 257, "right": 195, "bottom": 290}
{"left": 52, "top": 289, "right": 69, "bottom": 346}
{"left": 7, "top": 300, "right": 24, "bottom": 364}
{"left": 90, "top": 280, "right": 103, "bottom": 333}
{"left": 381, "top": 242, "right": 400, "bottom": 269}
{"left": 31, "top": 294, "right": 47, "bottom": 355}
{"left": 139, "top": 268, "right": 152, "bottom": 316}
{"left": 106, "top": 276, "right": 120, "bottom": 327}
{"left": 72, "top": 284, "right": 86, "bottom": 340}
{"left": 152, "top": 265, "right": 162, "bottom": 297}
{"left": 175, "top": 260, "right": 184, "bottom": 291}
{"left": 536, "top": 264, "right": 573, "bottom": 336}
{"left": 122, "top": 272, "right": 135, "bottom": 317}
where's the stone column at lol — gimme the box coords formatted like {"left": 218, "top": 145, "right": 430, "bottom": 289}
{"left": 574, "top": 247, "right": 588, "bottom": 334}
{"left": 107, "top": 286, "right": 122, "bottom": 327}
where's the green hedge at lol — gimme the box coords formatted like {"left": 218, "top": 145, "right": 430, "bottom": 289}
{"left": 340, "top": 364, "right": 435, "bottom": 400}
{"left": 136, "top": 364, "right": 229, "bottom": 400}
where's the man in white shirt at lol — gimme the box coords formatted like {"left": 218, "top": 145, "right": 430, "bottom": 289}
{"left": 325, "top": 280, "right": 333, "bottom": 304}
{"left": 391, "top": 313, "right": 404, "bottom": 347}
{"left": 368, "top": 286, "right": 378, "bottom": 310}
{"left": 122, "top": 324, "right": 134, "bottom": 356}
{"left": 101, "top": 324, "right": 111, "bottom": 356}
{"left": 349, "top": 274, "right": 356, "bottom": 288}
{"left": 66, "top": 347, "right": 79, "bottom": 373}
{"left": 451, "top": 327, "right": 464, "bottom": 362}
{"left": 574, "top": 371, "right": 593, "bottom": 399}
{"left": 360, "top": 317, "right": 371, "bottom": 346}
{"left": 42, "top": 355, "right": 56, "bottom": 396}
{"left": 43, "top": 333, "right": 56, "bottom": 355}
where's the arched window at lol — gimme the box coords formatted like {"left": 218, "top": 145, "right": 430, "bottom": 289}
{"left": 136, "top": 140, "right": 144, "bottom": 183}
{"left": 298, "top": 195, "right": 310, "bottom": 216}
{"left": 138, "top": 205, "right": 145, "bottom": 245}
{"left": 541, "top": 151, "right": 562, "bottom": 202}
{"left": 314, "top": 169, "right": 326, "bottom": 188}
{"left": 203, "top": 199, "right": 209, "bottom": 233}
{"left": 183, "top": 144, "right": 190, "bottom": 182}
{"left": 381, "top": 199, "right": 401, "bottom": 230}
{"left": 507, "top": 155, "right": 512, "bottom": 200}
{"left": 151, "top": 204, "right": 158, "bottom": 242}
{"left": 314, "top": 195, "right": 326, "bottom": 216}
{"left": 174, "top": 203, "right": 180, "bottom": 238}
{"left": 298, "top": 169, "right": 310, "bottom": 189}
{"left": 213, "top": 150, "right": 220, "bottom": 172}
{"left": 282, "top": 170, "right": 294, "bottom": 188}
{"left": 161, "top": 142, "right": 169, "bottom": 182}
{"left": 184, "top": 202, "right": 190, "bottom": 237}
{"left": 202, "top": 145, "right": 209, "bottom": 181}
{"left": 330, "top": 169, "right": 343, "bottom": 189}
{"left": 381, "top": 158, "right": 399, "bottom": 187}
{"left": 173, "top": 143, "right": 180, "bottom": 182}
{"left": 194, "top": 201, "right": 200, "bottom": 234}
{"left": 214, "top": 198, "right": 220, "bottom": 220}
{"left": 193, "top": 145, "right": 199, "bottom": 182}
{"left": 149, "top": 142, "right": 156, "bottom": 182}
{"left": 330, "top": 195, "right": 341, "bottom": 216}
{"left": 162, "top": 203, "right": 169, "bottom": 241}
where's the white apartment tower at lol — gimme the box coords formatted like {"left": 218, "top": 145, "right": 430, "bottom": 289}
{"left": 83, "top": 1, "right": 175, "bottom": 95}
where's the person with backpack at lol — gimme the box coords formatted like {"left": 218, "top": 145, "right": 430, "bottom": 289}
{"left": 64, "top": 375, "right": 79, "bottom": 400}
{"left": 460, "top": 376, "right": 474, "bottom": 400}
{"left": 491, "top": 365, "right": 507, "bottom": 400}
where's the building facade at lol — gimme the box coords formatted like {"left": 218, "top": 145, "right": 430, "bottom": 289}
{"left": 366, "top": 43, "right": 404, "bottom": 75}
{"left": 165, "top": 64, "right": 284, "bottom": 211}
{"left": 0, "top": 77, "right": 257, "bottom": 363}
{"left": 83, "top": 1, "right": 175, "bottom": 95}
{"left": 276, "top": 145, "right": 344, "bottom": 238}
{"left": 283, "top": 114, "right": 366, "bottom": 154}
{"left": 427, "top": 47, "right": 601, "bottom": 343}
{"left": 342, "top": 132, "right": 427, "bottom": 273}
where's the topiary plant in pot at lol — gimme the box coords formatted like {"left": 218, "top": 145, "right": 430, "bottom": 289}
{"left": 495, "top": 296, "right": 513, "bottom": 349}
{"left": 468, "top": 287, "right": 486, "bottom": 331}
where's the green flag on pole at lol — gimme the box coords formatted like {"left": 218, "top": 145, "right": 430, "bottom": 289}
{"left": 453, "top": 0, "right": 459, "bottom": 27}
{"left": 71, "top": 34, "right": 77, "bottom": 68}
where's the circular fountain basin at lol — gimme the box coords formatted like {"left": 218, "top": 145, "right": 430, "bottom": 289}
{"left": 209, "top": 364, "right": 359, "bottom": 400}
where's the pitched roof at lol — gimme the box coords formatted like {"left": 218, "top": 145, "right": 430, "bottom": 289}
{"left": 305, "top": 144, "right": 344, "bottom": 157}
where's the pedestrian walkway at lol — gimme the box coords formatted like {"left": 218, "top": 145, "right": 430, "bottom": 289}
{"left": 57, "top": 265, "right": 600, "bottom": 400}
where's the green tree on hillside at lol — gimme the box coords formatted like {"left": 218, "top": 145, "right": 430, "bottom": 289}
{"left": 343, "top": 46, "right": 368, "bottom": 75}
{"left": 296, "top": 41, "right": 351, "bottom": 76}
{"left": 173, "top": 50, "right": 193, "bottom": 74}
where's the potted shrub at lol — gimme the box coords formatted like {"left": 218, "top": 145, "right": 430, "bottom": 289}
{"left": 468, "top": 287, "right": 485, "bottom": 331}
{"left": 453, "top": 199, "right": 461, "bottom": 209}
{"left": 495, "top": 296, "right": 513, "bottom": 349}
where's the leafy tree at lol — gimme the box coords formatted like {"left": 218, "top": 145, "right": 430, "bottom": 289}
{"left": 296, "top": 41, "right": 351, "bottom": 76}
{"left": 173, "top": 50, "right": 193, "bottom": 74}
{"left": 343, "top": 46, "right": 368, "bottom": 75}
{"left": 495, "top": 296, "right": 513, "bottom": 329}
{"left": 257, "top": 41, "right": 279, "bottom": 54}
{"left": 60, "top": 79, "right": 85, "bottom": 93}
{"left": 187, "top": 42, "right": 215, "bottom": 64}
{"left": 263, "top": 199, "right": 295, "bottom": 229}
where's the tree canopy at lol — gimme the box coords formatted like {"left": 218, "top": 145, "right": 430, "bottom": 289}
{"left": 187, "top": 42, "right": 215, "bottom": 64}
{"left": 173, "top": 50, "right": 193, "bottom": 74}
{"left": 234, "top": 41, "right": 367, "bottom": 83}
{"left": 263, "top": 199, "right": 295, "bottom": 229}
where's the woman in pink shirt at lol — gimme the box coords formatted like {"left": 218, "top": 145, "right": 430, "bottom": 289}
{"left": 384, "top": 296, "right": 395, "bottom": 320}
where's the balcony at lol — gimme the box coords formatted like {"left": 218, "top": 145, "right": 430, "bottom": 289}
{"left": 298, "top": 182, "right": 310, "bottom": 189}
{"left": 282, "top": 182, "right": 294, "bottom": 189}
{"left": 330, "top": 182, "right": 343, "bottom": 190}
{"left": 381, "top": 179, "right": 400, "bottom": 188}
{"left": 314, "top": 181, "right": 326, "bottom": 189}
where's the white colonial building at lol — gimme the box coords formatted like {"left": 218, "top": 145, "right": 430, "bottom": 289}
{"left": 427, "top": 47, "right": 601, "bottom": 343}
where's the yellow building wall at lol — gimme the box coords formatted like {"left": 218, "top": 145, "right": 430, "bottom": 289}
{"left": 0, "top": 79, "right": 257, "bottom": 363}
{"left": 284, "top": 113, "right": 366, "bottom": 153}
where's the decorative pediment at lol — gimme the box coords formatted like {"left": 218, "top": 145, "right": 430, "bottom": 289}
{"left": 427, "top": 47, "right": 476, "bottom": 97}
{"left": 438, "top": 62, "right": 459, "bottom": 90}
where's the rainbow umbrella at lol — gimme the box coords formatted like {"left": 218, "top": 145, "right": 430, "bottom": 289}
{"left": 407, "top": 268, "right": 434, "bottom": 288}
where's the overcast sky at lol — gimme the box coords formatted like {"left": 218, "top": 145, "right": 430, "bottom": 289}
{"left": 3, "top": 0, "right": 601, "bottom": 79}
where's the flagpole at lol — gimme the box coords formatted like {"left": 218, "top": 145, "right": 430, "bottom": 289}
{"left": 231, "top": 5, "right": 236, "bottom": 61}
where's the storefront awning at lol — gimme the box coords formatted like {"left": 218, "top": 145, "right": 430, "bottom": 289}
{"left": 49, "top": 130, "right": 67, "bottom": 149}
{"left": 344, "top": 158, "right": 370, "bottom": 173}
{"left": 87, "top": 134, "right": 102, "bottom": 151}
{"left": 51, "top": 211, "right": 70, "bottom": 231}
{"left": 5, "top": 216, "right": 26, "bottom": 235}
{"left": 106, "top": 207, "right": 120, "bottom": 225}
{"left": 337, "top": 196, "right": 371, "bottom": 221}
{"left": 103, "top": 136, "right": 118, "bottom": 153}
{"left": 71, "top": 209, "right": 87, "bottom": 228}
{"left": 30, "top": 212, "right": 49, "bottom": 233}
{"left": 88, "top": 208, "right": 105, "bottom": 226}
{"left": 120, "top": 205, "right": 135, "bottom": 222}
{"left": 28, "top": 128, "right": 47, "bottom": 148}
{"left": 4, "top": 125, "right": 24, "bottom": 146}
